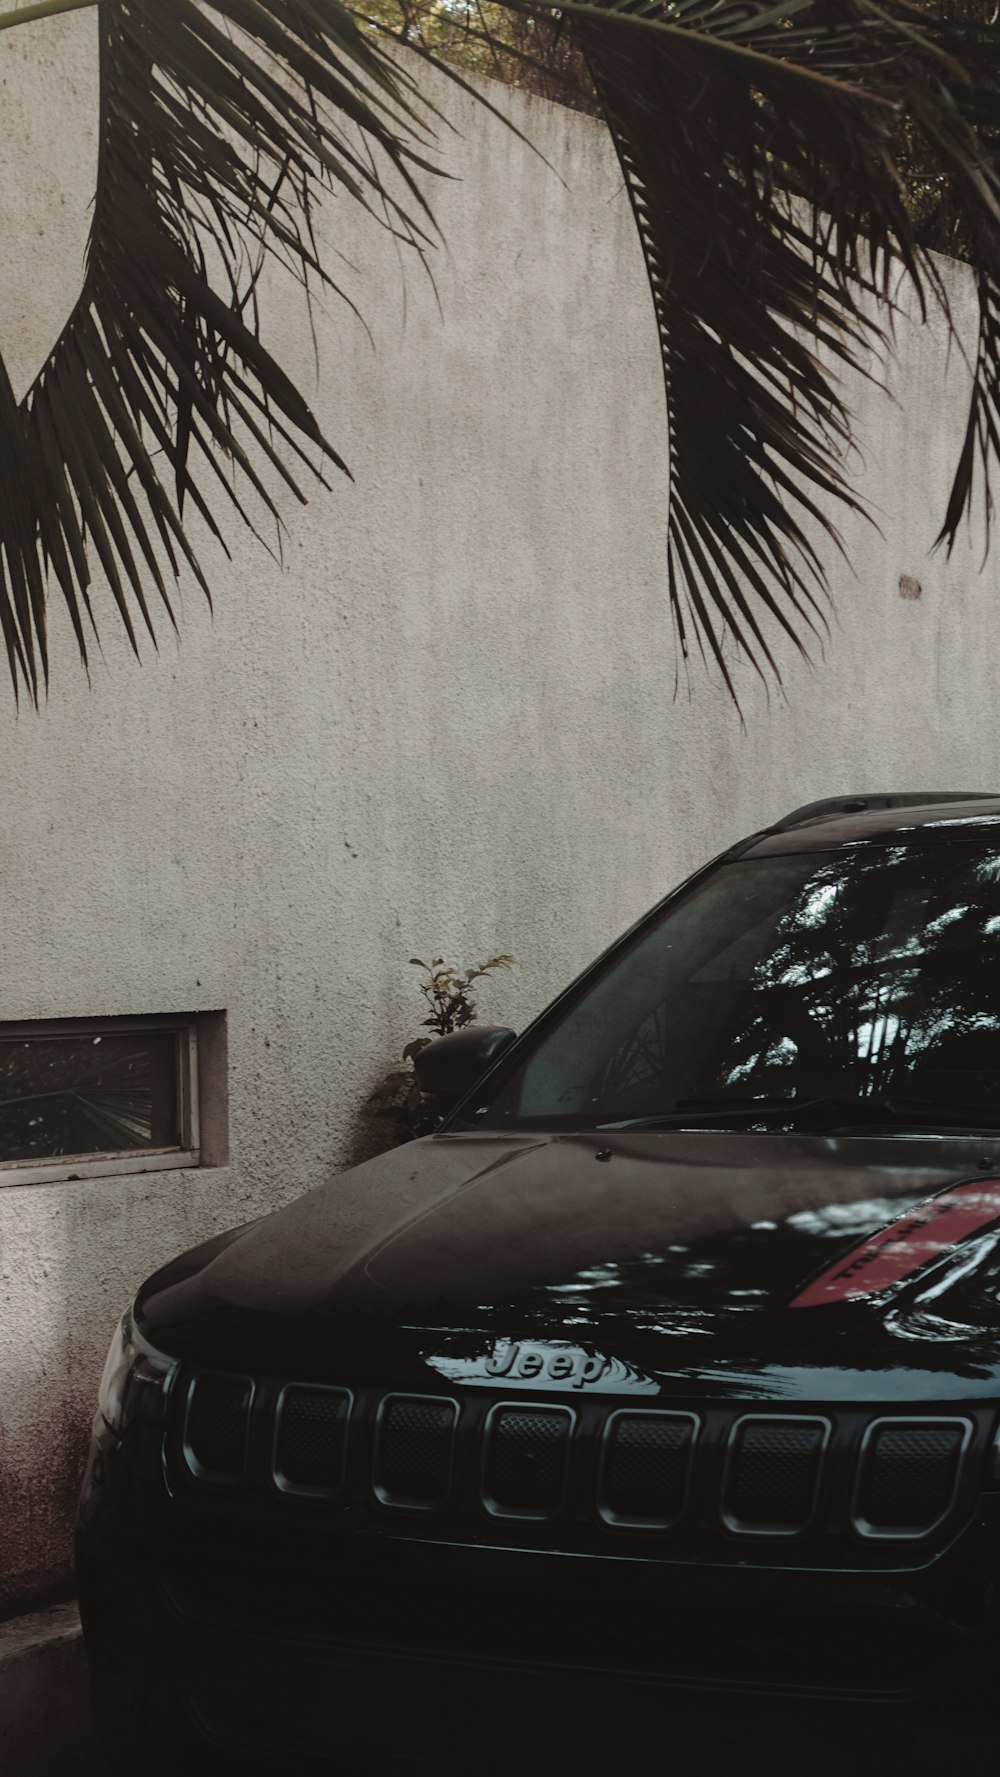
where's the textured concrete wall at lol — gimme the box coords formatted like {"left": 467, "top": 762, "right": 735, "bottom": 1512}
{"left": 0, "top": 1604, "right": 100, "bottom": 1776}
{"left": 0, "top": 11, "right": 995, "bottom": 1614}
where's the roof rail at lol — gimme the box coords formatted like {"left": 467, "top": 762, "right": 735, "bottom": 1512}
{"left": 772, "top": 792, "right": 997, "bottom": 833}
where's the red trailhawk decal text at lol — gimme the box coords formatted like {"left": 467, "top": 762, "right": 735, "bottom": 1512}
{"left": 789, "top": 1179, "right": 1000, "bottom": 1308}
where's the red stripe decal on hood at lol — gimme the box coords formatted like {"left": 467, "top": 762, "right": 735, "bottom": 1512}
{"left": 789, "top": 1178, "right": 1000, "bottom": 1308}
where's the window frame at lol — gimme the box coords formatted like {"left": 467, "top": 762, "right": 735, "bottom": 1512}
{"left": 0, "top": 1013, "right": 201, "bottom": 1188}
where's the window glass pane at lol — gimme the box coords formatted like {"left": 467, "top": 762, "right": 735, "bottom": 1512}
{"left": 476, "top": 844, "right": 1000, "bottom": 1128}
{"left": 0, "top": 1030, "right": 180, "bottom": 1163}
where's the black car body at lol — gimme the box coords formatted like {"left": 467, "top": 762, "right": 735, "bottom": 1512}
{"left": 78, "top": 794, "right": 1000, "bottom": 1775}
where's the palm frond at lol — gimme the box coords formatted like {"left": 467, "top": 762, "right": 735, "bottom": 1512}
{"left": 540, "top": 0, "right": 1000, "bottom": 693}
{"left": 4, "top": 0, "right": 1000, "bottom": 702}
{"left": 0, "top": 0, "right": 442, "bottom": 702}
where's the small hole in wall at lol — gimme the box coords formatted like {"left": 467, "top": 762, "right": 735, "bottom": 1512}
{"left": 898, "top": 575, "right": 923, "bottom": 601}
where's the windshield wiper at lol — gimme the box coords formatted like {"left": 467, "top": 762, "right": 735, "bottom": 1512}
{"left": 597, "top": 1093, "right": 1000, "bottom": 1133}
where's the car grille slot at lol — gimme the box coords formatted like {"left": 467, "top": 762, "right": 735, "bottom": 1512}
{"left": 183, "top": 1372, "right": 253, "bottom": 1484}
{"left": 854, "top": 1418, "right": 971, "bottom": 1538}
{"left": 373, "top": 1395, "right": 458, "bottom": 1509}
{"left": 599, "top": 1410, "right": 696, "bottom": 1529}
{"left": 723, "top": 1416, "right": 829, "bottom": 1535}
{"left": 174, "top": 1371, "right": 978, "bottom": 1553}
{"left": 273, "top": 1385, "right": 351, "bottom": 1498}
{"left": 482, "top": 1403, "right": 574, "bottom": 1520}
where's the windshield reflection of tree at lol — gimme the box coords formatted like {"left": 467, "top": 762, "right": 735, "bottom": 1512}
{"left": 685, "top": 847, "right": 1000, "bottom": 1106}
{"left": 495, "top": 846, "right": 1000, "bottom": 1125}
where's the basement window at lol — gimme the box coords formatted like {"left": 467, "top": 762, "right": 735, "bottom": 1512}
{"left": 0, "top": 1014, "right": 207, "bottom": 1187}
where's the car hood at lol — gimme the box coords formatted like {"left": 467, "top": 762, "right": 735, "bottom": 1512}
{"left": 138, "top": 1130, "right": 1000, "bottom": 1400}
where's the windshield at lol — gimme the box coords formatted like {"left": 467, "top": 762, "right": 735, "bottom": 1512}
{"left": 470, "top": 844, "right": 1000, "bottom": 1132}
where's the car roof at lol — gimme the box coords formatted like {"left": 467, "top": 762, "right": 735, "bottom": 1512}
{"left": 744, "top": 792, "right": 1000, "bottom": 856}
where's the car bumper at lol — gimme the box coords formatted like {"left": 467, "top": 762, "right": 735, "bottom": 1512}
{"left": 78, "top": 1410, "right": 1000, "bottom": 1774}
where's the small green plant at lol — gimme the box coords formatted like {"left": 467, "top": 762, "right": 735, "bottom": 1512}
{"left": 370, "top": 954, "right": 515, "bottom": 1145}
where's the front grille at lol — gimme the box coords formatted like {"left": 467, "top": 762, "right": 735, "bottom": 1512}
{"left": 599, "top": 1410, "right": 695, "bottom": 1528}
{"left": 183, "top": 1373, "right": 253, "bottom": 1483}
{"left": 723, "top": 1416, "right": 829, "bottom": 1535}
{"left": 373, "top": 1395, "right": 457, "bottom": 1509}
{"left": 854, "top": 1418, "right": 972, "bottom": 1538}
{"left": 273, "top": 1385, "right": 350, "bottom": 1498}
{"left": 482, "top": 1404, "right": 574, "bottom": 1519}
{"left": 173, "top": 1368, "right": 984, "bottom": 1552}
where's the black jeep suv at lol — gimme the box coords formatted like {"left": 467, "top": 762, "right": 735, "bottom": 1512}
{"left": 78, "top": 793, "right": 1000, "bottom": 1774}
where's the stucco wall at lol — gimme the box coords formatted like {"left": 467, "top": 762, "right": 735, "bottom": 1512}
{"left": 0, "top": 10, "right": 995, "bottom": 1614}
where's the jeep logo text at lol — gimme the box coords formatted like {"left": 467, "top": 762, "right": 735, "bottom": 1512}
{"left": 484, "top": 1341, "right": 611, "bottom": 1388}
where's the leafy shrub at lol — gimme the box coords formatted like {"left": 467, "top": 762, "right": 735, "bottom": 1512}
{"left": 369, "top": 954, "right": 515, "bottom": 1144}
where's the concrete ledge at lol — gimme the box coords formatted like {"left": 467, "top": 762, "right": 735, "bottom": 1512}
{"left": 0, "top": 1603, "right": 108, "bottom": 1776}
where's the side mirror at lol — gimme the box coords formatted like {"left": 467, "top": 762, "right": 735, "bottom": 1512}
{"left": 413, "top": 1025, "right": 517, "bottom": 1105}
